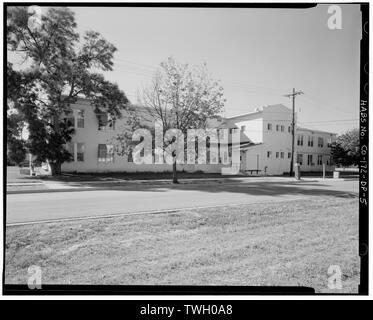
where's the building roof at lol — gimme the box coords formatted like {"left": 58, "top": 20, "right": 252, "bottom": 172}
{"left": 231, "top": 142, "right": 262, "bottom": 150}
{"left": 224, "top": 104, "right": 336, "bottom": 136}
{"left": 296, "top": 126, "right": 337, "bottom": 136}
{"left": 72, "top": 97, "right": 337, "bottom": 136}
{"left": 225, "top": 104, "right": 292, "bottom": 120}
{"left": 225, "top": 109, "right": 262, "bottom": 120}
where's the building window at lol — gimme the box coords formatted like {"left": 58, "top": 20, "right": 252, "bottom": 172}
{"left": 288, "top": 126, "right": 291, "bottom": 133}
{"left": 267, "top": 151, "right": 272, "bottom": 158}
{"left": 280, "top": 125, "right": 284, "bottom": 132}
{"left": 98, "top": 113, "right": 108, "bottom": 130}
{"left": 241, "top": 125, "right": 246, "bottom": 131}
{"left": 326, "top": 156, "right": 330, "bottom": 165}
{"left": 276, "top": 124, "right": 279, "bottom": 131}
{"left": 288, "top": 152, "right": 291, "bottom": 159}
{"left": 307, "top": 154, "right": 313, "bottom": 166}
{"left": 297, "top": 135, "right": 303, "bottom": 146}
{"left": 317, "top": 155, "right": 323, "bottom": 165}
{"left": 276, "top": 152, "right": 279, "bottom": 158}
{"left": 66, "top": 142, "right": 74, "bottom": 159}
{"left": 64, "top": 112, "right": 75, "bottom": 128}
{"left": 267, "top": 123, "right": 272, "bottom": 131}
{"left": 308, "top": 136, "right": 314, "bottom": 147}
{"left": 77, "top": 143, "right": 85, "bottom": 162}
{"left": 297, "top": 154, "right": 303, "bottom": 165}
{"left": 98, "top": 113, "right": 115, "bottom": 131}
{"left": 66, "top": 142, "right": 84, "bottom": 162}
{"left": 327, "top": 138, "right": 332, "bottom": 148}
{"left": 318, "top": 137, "right": 324, "bottom": 148}
{"left": 77, "top": 110, "right": 84, "bottom": 128}
{"left": 128, "top": 149, "right": 133, "bottom": 162}
{"left": 98, "top": 144, "right": 114, "bottom": 163}
{"left": 280, "top": 152, "right": 284, "bottom": 159}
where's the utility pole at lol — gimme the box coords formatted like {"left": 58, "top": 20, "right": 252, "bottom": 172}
{"left": 284, "top": 88, "right": 303, "bottom": 176}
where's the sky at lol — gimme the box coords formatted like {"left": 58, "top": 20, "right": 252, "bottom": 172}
{"left": 26, "top": 4, "right": 365, "bottom": 134}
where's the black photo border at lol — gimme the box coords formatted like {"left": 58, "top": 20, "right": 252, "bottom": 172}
{"left": 2, "top": 1, "right": 369, "bottom": 296}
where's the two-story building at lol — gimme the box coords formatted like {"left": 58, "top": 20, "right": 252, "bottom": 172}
{"left": 295, "top": 127, "right": 335, "bottom": 171}
{"left": 219, "top": 104, "right": 337, "bottom": 175}
{"left": 60, "top": 98, "right": 336, "bottom": 175}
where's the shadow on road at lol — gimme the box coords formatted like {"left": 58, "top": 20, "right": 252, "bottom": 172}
{"left": 10, "top": 179, "right": 358, "bottom": 200}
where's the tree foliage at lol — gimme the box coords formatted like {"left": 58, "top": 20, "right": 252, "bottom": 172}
{"left": 7, "top": 138, "right": 27, "bottom": 165}
{"left": 118, "top": 57, "right": 226, "bottom": 183}
{"left": 143, "top": 57, "right": 225, "bottom": 131}
{"left": 7, "top": 6, "right": 130, "bottom": 174}
{"left": 331, "top": 128, "right": 359, "bottom": 166}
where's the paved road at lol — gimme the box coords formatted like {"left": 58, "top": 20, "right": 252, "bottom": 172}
{"left": 6, "top": 179, "right": 358, "bottom": 224}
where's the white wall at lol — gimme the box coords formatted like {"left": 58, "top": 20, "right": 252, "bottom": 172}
{"left": 261, "top": 105, "right": 293, "bottom": 175}
{"left": 227, "top": 105, "right": 294, "bottom": 175}
{"left": 61, "top": 100, "right": 225, "bottom": 173}
{"left": 233, "top": 118, "right": 263, "bottom": 144}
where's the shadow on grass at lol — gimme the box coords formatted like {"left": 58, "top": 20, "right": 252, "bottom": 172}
{"left": 37, "top": 171, "right": 245, "bottom": 182}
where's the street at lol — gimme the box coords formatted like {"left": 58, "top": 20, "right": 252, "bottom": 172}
{"left": 6, "top": 178, "right": 358, "bottom": 224}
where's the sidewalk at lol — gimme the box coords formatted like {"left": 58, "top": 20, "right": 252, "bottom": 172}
{"left": 6, "top": 175, "right": 350, "bottom": 195}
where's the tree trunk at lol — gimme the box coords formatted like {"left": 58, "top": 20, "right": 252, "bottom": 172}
{"left": 172, "top": 157, "right": 178, "bottom": 184}
{"left": 50, "top": 162, "right": 62, "bottom": 175}
{"left": 50, "top": 113, "right": 63, "bottom": 176}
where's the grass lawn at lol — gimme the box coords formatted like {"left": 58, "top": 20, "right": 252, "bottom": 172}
{"left": 5, "top": 197, "right": 359, "bottom": 293}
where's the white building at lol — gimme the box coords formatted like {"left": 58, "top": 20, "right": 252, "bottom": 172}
{"left": 61, "top": 99, "right": 336, "bottom": 175}
{"left": 295, "top": 127, "right": 336, "bottom": 171}
{"left": 220, "top": 104, "right": 337, "bottom": 175}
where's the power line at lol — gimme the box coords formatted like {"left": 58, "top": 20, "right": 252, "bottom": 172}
{"left": 298, "top": 95, "right": 356, "bottom": 118}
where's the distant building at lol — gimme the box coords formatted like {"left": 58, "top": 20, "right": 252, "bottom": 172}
{"left": 220, "top": 104, "right": 337, "bottom": 175}
{"left": 60, "top": 98, "right": 336, "bottom": 175}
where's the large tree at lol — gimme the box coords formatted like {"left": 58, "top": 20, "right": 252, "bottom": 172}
{"left": 7, "top": 6, "right": 130, "bottom": 174}
{"left": 7, "top": 62, "right": 29, "bottom": 165}
{"left": 125, "top": 57, "right": 225, "bottom": 183}
{"left": 331, "top": 128, "right": 359, "bottom": 167}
